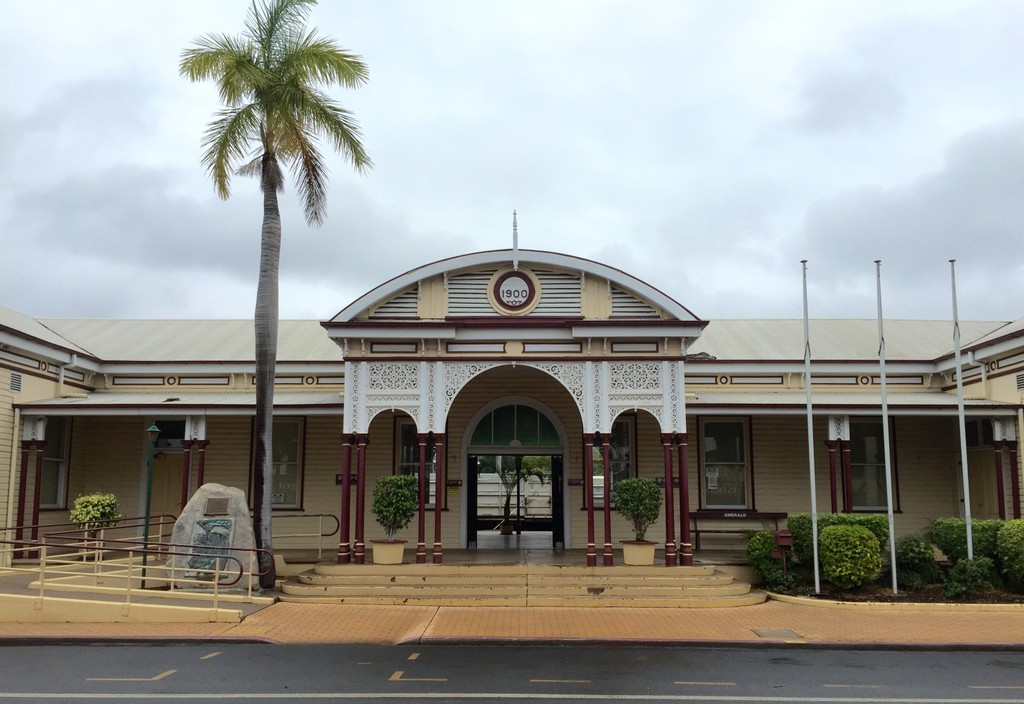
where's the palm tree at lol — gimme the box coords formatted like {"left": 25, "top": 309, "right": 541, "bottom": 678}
{"left": 180, "top": 0, "right": 371, "bottom": 586}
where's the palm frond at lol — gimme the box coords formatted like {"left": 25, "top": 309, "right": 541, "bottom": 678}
{"left": 200, "top": 103, "right": 262, "bottom": 199}
{"left": 246, "top": 0, "right": 315, "bottom": 67}
{"left": 279, "top": 31, "right": 369, "bottom": 88}
{"left": 277, "top": 116, "right": 328, "bottom": 225}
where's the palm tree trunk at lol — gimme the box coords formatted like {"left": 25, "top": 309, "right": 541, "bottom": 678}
{"left": 253, "top": 153, "right": 281, "bottom": 589}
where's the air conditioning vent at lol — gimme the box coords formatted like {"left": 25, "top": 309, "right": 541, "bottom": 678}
{"left": 1017, "top": 373, "right": 1024, "bottom": 391}
{"left": 10, "top": 371, "right": 22, "bottom": 393}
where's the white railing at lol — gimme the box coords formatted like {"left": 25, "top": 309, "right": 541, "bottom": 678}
{"left": 270, "top": 513, "right": 339, "bottom": 560}
{"left": 0, "top": 516, "right": 272, "bottom": 609}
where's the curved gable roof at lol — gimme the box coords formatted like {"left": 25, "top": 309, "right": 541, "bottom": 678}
{"left": 328, "top": 249, "right": 702, "bottom": 323}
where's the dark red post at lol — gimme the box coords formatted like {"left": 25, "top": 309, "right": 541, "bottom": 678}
{"left": 337, "top": 434, "right": 353, "bottom": 564}
{"left": 433, "top": 433, "right": 445, "bottom": 564}
{"left": 661, "top": 433, "right": 677, "bottom": 566}
{"left": 584, "top": 433, "right": 597, "bottom": 567}
{"left": 676, "top": 433, "right": 692, "bottom": 566}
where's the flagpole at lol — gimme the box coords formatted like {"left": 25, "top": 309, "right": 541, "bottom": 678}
{"left": 875, "top": 261, "right": 899, "bottom": 595}
{"left": 950, "top": 259, "right": 974, "bottom": 560}
{"left": 802, "top": 261, "right": 821, "bottom": 594}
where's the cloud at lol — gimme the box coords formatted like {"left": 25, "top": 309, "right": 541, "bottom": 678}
{"left": 791, "top": 120, "right": 1024, "bottom": 320}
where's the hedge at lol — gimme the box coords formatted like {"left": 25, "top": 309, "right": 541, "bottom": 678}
{"left": 930, "top": 517, "right": 1002, "bottom": 565}
{"left": 788, "top": 513, "right": 889, "bottom": 565}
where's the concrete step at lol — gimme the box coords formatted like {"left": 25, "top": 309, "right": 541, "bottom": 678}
{"left": 527, "top": 583, "right": 753, "bottom": 598}
{"left": 280, "top": 563, "right": 763, "bottom": 608}
{"left": 527, "top": 591, "right": 768, "bottom": 608}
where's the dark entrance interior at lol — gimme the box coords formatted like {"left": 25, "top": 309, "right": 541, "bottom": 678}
{"left": 467, "top": 454, "right": 564, "bottom": 549}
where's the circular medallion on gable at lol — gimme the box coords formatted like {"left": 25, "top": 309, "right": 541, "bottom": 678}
{"left": 488, "top": 268, "right": 542, "bottom": 316}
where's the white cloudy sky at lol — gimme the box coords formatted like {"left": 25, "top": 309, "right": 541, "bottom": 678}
{"left": 2, "top": 1, "right": 1022, "bottom": 323}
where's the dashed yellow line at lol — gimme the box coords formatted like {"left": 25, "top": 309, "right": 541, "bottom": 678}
{"left": 88, "top": 669, "right": 177, "bottom": 682}
{"left": 824, "top": 684, "right": 882, "bottom": 688}
{"left": 970, "top": 685, "right": 1024, "bottom": 689}
{"left": 675, "top": 681, "right": 735, "bottom": 686}
{"left": 530, "top": 679, "right": 591, "bottom": 684}
{"left": 388, "top": 670, "right": 447, "bottom": 683}
{"left": 407, "top": 653, "right": 420, "bottom": 661}
{"left": 200, "top": 651, "right": 222, "bottom": 660}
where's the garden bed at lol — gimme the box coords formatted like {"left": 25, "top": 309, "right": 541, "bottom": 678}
{"left": 808, "top": 584, "right": 1024, "bottom": 605}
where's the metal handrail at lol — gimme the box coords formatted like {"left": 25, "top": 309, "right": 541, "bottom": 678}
{"left": 0, "top": 516, "right": 273, "bottom": 608}
{"left": 270, "top": 513, "right": 340, "bottom": 559}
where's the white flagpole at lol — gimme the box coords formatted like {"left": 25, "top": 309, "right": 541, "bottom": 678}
{"left": 512, "top": 210, "right": 519, "bottom": 271}
{"left": 950, "top": 259, "right": 974, "bottom": 560}
{"left": 875, "top": 261, "right": 899, "bottom": 595}
{"left": 802, "top": 261, "right": 821, "bottom": 594}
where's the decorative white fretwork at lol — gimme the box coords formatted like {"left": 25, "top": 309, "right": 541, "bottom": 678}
{"left": 344, "top": 358, "right": 688, "bottom": 436}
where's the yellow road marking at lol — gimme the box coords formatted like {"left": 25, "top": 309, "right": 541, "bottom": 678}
{"left": 530, "top": 679, "right": 591, "bottom": 684}
{"left": 407, "top": 653, "right": 420, "bottom": 661}
{"left": 970, "top": 685, "right": 1024, "bottom": 689}
{"left": 88, "top": 669, "right": 177, "bottom": 682}
{"left": 388, "top": 670, "right": 447, "bottom": 683}
{"left": 200, "top": 651, "right": 222, "bottom": 660}
{"left": 824, "top": 684, "right": 882, "bottom": 688}
{"left": 675, "top": 681, "right": 735, "bottom": 686}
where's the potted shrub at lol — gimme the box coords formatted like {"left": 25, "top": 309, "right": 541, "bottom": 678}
{"left": 69, "top": 492, "right": 121, "bottom": 560}
{"left": 370, "top": 474, "right": 419, "bottom": 564}
{"left": 69, "top": 492, "right": 122, "bottom": 537}
{"left": 612, "top": 477, "right": 662, "bottom": 565}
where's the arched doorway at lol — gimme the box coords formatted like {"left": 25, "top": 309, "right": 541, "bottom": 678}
{"left": 464, "top": 400, "right": 567, "bottom": 549}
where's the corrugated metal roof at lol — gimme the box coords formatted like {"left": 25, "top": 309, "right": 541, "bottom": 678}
{"left": 16, "top": 391, "right": 342, "bottom": 413}
{"left": 0, "top": 305, "right": 92, "bottom": 356}
{"left": 36, "top": 319, "right": 342, "bottom": 363}
{"left": 5, "top": 313, "right": 1013, "bottom": 365}
{"left": 690, "top": 319, "right": 1007, "bottom": 361}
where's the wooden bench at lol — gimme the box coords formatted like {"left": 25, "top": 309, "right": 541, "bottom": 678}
{"left": 690, "top": 510, "right": 787, "bottom": 550}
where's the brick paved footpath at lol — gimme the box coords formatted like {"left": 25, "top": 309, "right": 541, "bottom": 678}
{"left": 1, "top": 598, "right": 1023, "bottom": 647}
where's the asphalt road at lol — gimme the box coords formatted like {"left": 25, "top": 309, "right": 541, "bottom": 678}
{"left": 2, "top": 643, "right": 1024, "bottom": 703}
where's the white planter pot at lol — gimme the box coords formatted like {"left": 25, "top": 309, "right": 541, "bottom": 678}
{"left": 371, "top": 540, "right": 407, "bottom": 565}
{"left": 621, "top": 541, "right": 657, "bottom": 566}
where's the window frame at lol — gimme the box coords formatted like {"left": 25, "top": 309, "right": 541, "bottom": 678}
{"left": 251, "top": 417, "right": 305, "bottom": 510}
{"left": 394, "top": 417, "right": 438, "bottom": 507}
{"left": 698, "top": 416, "right": 752, "bottom": 510}
{"left": 39, "top": 417, "right": 70, "bottom": 510}
{"left": 592, "top": 415, "right": 635, "bottom": 506}
{"left": 847, "top": 417, "right": 900, "bottom": 513}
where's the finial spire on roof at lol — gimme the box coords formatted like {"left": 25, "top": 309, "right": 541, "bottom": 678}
{"left": 512, "top": 210, "right": 519, "bottom": 271}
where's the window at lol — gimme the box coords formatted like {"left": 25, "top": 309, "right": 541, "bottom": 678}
{"left": 396, "top": 418, "right": 436, "bottom": 504}
{"left": 154, "top": 419, "right": 185, "bottom": 450}
{"left": 701, "top": 418, "right": 749, "bottom": 508}
{"left": 966, "top": 418, "right": 994, "bottom": 449}
{"left": 593, "top": 417, "right": 634, "bottom": 502}
{"left": 39, "top": 417, "right": 69, "bottom": 509}
{"left": 271, "top": 418, "right": 303, "bottom": 508}
{"left": 849, "top": 419, "right": 896, "bottom": 511}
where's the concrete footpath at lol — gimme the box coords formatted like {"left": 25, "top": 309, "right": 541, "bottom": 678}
{"left": 1, "top": 595, "right": 1023, "bottom": 648}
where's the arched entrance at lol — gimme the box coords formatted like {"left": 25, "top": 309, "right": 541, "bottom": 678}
{"left": 464, "top": 399, "right": 567, "bottom": 549}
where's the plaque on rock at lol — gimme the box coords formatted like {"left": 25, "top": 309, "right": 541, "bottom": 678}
{"left": 167, "top": 483, "right": 259, "bottom": 593}
{"left": 188, "top": 517, "right": 234, "bottom": 571}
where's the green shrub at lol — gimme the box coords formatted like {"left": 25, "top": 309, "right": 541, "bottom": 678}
{"left": 746, "top": 530, "right": 802, "bottom": 593}
{"left": 371, "top": 475, "right": 419, "bottom": 541}
{"left": 746, "top": 531, "right": 776, "bottom": 573}
{"left": 788, "top": 513, "right": 889, "bottom": 565}
{"left": 611, "top": 477, "right": 662, "bottom": 542}
{"left": 997, "top": 519, "right": 1024, "bottom": 588}
{"left": 820, "top": 525, "right": 882, "bottom": 590}
{"left": 68, "top": 493, "right": 121, "bottom": 532}
{"left": 943, "top": 556, "right": 995, "bottom": 599}
{"left": 931, "top": 517, "right": 1002, "bottom": 564}
{"left": 884, "top": 534, "right": 942, "bottom": 590}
